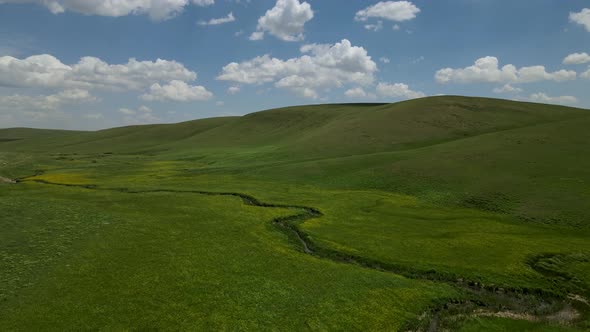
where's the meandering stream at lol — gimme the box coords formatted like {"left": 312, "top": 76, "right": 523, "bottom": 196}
{"left": 15, "top": 176, "right": 586, "bottom": 331}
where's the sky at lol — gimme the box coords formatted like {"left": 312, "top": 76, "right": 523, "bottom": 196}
{"left": 0, "top": 0, "right": 589, "bottom": 130}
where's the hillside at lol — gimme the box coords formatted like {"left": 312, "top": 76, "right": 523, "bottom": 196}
{"left": 2, "top": 96, "right": 587, "bottom": 156}
{"left": 2, "top": 96, "right": 589, "bottom": 226}
{"left": 2, "top": 96, "right": 590, "bottom": 330}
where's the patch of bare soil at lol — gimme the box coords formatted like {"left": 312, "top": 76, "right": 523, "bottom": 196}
{"left": 0, "top": 176, "right": 16, "bottom": 184}
{"left": 473, "top": 309, "right": 537, "bottom": 321}
{"left": 568, "top": 293, "right": 590, "bottom": 307}
{"left": 546, "top": 305, "right": 581, "bottom": 323}
{"left": 471, "top": 304, "right": 580, "bottom": 324}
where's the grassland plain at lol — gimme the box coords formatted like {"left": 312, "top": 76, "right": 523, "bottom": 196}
{"left": 1, "top": 183, "right": 459, "bottom": 330}
{"left": 1, "top": 96, "right": 590, "bottom": 330}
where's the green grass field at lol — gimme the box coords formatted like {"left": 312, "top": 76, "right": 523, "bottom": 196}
{"left": 1, "top": 96, "right": 589, "bottom": 330}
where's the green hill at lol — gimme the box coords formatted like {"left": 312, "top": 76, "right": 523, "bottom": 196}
{"left": 2, "top": 96, "right": 590, "bottom": 330}
{"left": 3, "top": 96, "right": 588, "bottom": 226}
{"left": 2, "top": 96, "right": 587, "bottom": 156}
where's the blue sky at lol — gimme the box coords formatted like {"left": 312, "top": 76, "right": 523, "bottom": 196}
{"left": 0, "top": 0, "right": 589, "bottom": 129}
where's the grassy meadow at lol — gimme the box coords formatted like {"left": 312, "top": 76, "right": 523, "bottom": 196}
{"left": 1, "top": 96, "right": 589, "bottom": 330}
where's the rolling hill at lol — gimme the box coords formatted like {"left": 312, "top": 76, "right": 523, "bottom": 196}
{"left": 2, "top": 96, "right": 589, "bottom": 226}
{"left": 1, "top": 96, "right": 589, "bottom": 331}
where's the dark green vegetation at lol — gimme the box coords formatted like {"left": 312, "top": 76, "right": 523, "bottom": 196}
{"left": 458, "top": 317, "right": 581, "bottom": 332}
{"left": 1, "top": 96, "right": 589, "bottom": 330}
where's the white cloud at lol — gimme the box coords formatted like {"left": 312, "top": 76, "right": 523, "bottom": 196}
{"left": 529, "top": 92, "right": 578, "bottom": 105}
{"left": 250, "top": 0, "right": 313, "bottom": 42}
{"left": 581, "top": 67, "right": 590, "bottom": 79}
{"left": 217, "top": 39, "right": 377, "bottom": 99}
{"left": 0, "top": 54, "right": 70, "bottom": 88}
{"left": 563, "top": 52, "right": 590, "bottom": 65}
{"left": 227, "top": 86, "right": 240, "bottom": 94}
{"left": 0, "top": 89, "right": 96, "bottom": 126}
{"left": 518, "top": 66, "right": 576, "bottom": 83}
{"left": 493, "top": 84, "right": 522, "bottom": 94}
{"left": 570, "top": 8, "right": 590, "bottom": 32}
{"left": 392, "top": 24, "right": 400, "bottom": 30}
{"left": 0, "top": 54, "right": 198, "bottom": 91}
{"left": 355, "top": 1, "right": 420, "bottom": 22}
{"left": 119, "top": 105, "right": 161, "bottom": 125}
{"left": 411, "top": 55, "right": 424, "bottom": 64}
{"left": 376, "top": 82, "right": 425, "bottom": 99}
{"left": 248, "top": 31, "right": 264, "bottom": 41}
{"left": 198, "top": 12, "right": 235, "bottom": 26}
{"left": 140, "top": 80, "right": 213, "bottom": 102}
{"left": 364, "top": 21, "right": 383, "bottom": 32}
{"left": 435, "top": 56, "right": 516, "bottom": 83}
{"left": 435, "top": 56, "right": 576, "bottom": 84}
{"left": 344, "top": 87, "right": 367, "bottom": 98}
{"left": 0, "top": 0, "right": 214, "bottom": 21}
{"left": 192, "top": 0, "right": 214, "bottom": 5}
{"left": 0, "top": 88, "right": 96, "bottom": 111}
{"left": 379, "top": 57, "right": 391, "bottom": 64}
{"left": 138, "top": 105, "right": 153, "bottom": 113}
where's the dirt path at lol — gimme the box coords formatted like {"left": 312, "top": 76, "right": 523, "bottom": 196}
{"left": 18, "top": 177, "right": 586, "bottom": 331}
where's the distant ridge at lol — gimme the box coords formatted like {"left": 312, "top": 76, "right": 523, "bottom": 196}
{"left": 1, "top": 96, "right": 588, "bottom": 156}
{"left": 2, "top": 95, "right": 590, "bottom": 227}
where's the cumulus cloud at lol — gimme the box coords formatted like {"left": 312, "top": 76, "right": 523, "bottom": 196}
{"left": 218, "top": 39, "right": 377, "bottom": 99}
{"left": 198, "top": 12, "right": 235, "bottom": 26}
{"left": 227, "top": 86, "right": 240, "bottom": 94}
{"left": 364, "top": 21, "right": 383, "bottom": 32}
{"left": 379, "top": 57, "right": 391, "bottom": 64}
{"left": 0, "top": 0, "right": 214, "bottom": 21}
{"left": 192, "top": 0, "right": 214, "bottom": 5}
{"left": 563, "top": 52, "right": 590, "bottom": 65}
{"left": 250, "top": 0, "right": 313, "bottom": 42}
{"left": 0, "top": 89, "right": 97, "bottom": 126}
{"left": 411, "top": 56, "right": 424, "bottom": 64}
{"left": 376, "top": 82, "right": 425, "bottom": 99}
{"left": 528, "top": 93, "right": 578, "bottom": 105}
{"left": 119, "top": 105, "right": 161, "bottom": 124}
{"left": 140, "top": 80, "right": 213, "bottom": 102}
{"left": 581, "top": 67, "right": 590, "bottom": 79}
{"left": 517, "top": 66, "right": 577, "bottom": 83}
{"left": 248, "top": 31, "right": 264, "bottom": 41}
{"left": 355, "top": 1, "right": 420, "bottom": 22}
{"left": 118, "top": 107, "right": 137, "bottom": 115}
{"left": 435, "top": 57, "right": 512, "bottom": 83}
{"left": 344, "top": 87, "right": 368, "bottom": 98}
{"left": 570, "top": 8, "right": 590, "bottom": 32}
{"left": 0, "top": 54, "right": 197, "bottom": 91}
{"left": 0, "top": 88, "right": 96, "bottom": 111}
{"left": 493, "top": 84, "right": 522, "bottom": 94}
{"left": 435, "top": 56, "right": 576, "bottom": 84}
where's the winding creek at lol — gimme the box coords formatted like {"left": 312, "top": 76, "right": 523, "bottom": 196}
{"left": 12, "top": 176, "right": 588, "bottom": 331}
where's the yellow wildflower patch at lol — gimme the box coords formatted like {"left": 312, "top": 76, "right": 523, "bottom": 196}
{"left": 31, "top": 173, "right": 91, "bottom": 185}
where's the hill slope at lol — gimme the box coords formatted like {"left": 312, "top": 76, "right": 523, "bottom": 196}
{"left": 2, "top": 96, "right": 587, "bottom": 156}
{"left": 1, "top": 96, "right": 589, "bottom": 226}
{"left": 2, "top": 96, "right": 590, "bottom": 330}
